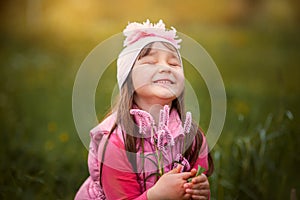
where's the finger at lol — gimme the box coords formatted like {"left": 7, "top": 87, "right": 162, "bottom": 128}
{"left": 190, "top": 181, "right": 210, "bottom": 190}
{"left": 186, "top": 188, "right": 210, "bottom": 197}
{"left": 175, "top": 164, "right": 183, "bottom": 173}
{"left": 176, "top": 171, "right": 193, "bottom": 180}
{"left": 183, "top": 182, "right": 193, "bottom": 189}
{"left": 189, "top": 183, "right": 209, "bottom": 191}
{"left": 182, "top": 193, "right": 192, "bottom": 200}
{"left": 190, "top": 168, "right": 197, "bottom": 177}
{"left": 165, "top": 164, "right": 183, "bottom": 174}
{"left": 191, "top": 194, "right": 209, "bottom": 200}
{"left": 191, "top": 189, "right": 210, "bottom": 200}
{"left": 192, "top": 173, "right": 208, "bottom": 184}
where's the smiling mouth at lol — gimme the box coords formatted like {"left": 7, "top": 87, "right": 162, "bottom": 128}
{"left": 153, "top": 80, "right": 174, "bottom": 85}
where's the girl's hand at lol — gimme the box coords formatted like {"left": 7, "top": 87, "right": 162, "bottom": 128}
{"left": 183, "top": 168, "right": 210, "bottom": 200}
{"left": 147, "top": 165, "right": 192, "bottom": 200}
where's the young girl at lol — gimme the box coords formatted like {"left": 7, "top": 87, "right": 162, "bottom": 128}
{"left": 75, "top": 19, "right": 213, "bottom": 200}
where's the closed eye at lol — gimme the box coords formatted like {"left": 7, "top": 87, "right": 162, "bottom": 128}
{"left": 138, "top": 56, "right": 157, "bottom": 65}
{"left": 169, "top": 62, "right": 180, "bottom": 66}
{"left": 168, "top": 59, "right": 181, "bottom": 67}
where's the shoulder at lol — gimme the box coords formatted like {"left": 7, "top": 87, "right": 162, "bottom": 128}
{"left": 88, "top": 112, "right": 117, "bottom": 144}
{"left": 90, "top": 112, "right": 117, "bottom": 136}
{"left": 92, "top": 112, "right": 126, "bottom": 157}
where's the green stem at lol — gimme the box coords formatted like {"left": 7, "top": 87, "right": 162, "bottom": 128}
{"left": 160, "top": 151, "right": 164, "bottom": 174}
{"left": 156, "top": 147, "right": 163, "bottom": 175}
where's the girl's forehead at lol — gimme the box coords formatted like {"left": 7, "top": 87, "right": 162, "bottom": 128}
{"left": 144, "top": 42, "right": 180, "bottom": 57}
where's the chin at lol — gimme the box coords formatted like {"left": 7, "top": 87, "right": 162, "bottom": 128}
{"left": 154, "top": 93, "right": 177, "bottom": 101}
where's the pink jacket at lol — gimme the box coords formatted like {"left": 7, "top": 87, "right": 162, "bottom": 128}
{"left": 75, "top": 108, "right": 209, "bottom": 200}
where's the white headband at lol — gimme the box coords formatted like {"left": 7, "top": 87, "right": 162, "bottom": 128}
{"left": 117, "top": 19, "right": 182, "bottom": 90}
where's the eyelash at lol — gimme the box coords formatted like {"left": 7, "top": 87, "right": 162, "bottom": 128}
{"left": 143, "top": 61, "right": 180, "bottom": 67}
{"left": 169, "top": 62, "right": 180, "bottom": 67}
{"left": 141, "top": 60, "right": 180, "bottom": 66}
{"left": 144, "top": 60, "right": 156, "bottom": 64}
{"left": 139, "top": 57, "right": 180, "bottom": 67}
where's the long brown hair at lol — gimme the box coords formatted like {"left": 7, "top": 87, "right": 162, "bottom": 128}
{"left": 100, "top": 42, "right": 214, "bottom": 187}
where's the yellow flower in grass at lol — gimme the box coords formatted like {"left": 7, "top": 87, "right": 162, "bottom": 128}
{"left": 45, "top": 140, "right": 54, "bottom": 151}
{"left": 234, "top": 100, "right": 250, "bottom": 115}
{"left": 59, "top": 132, "right": 69, "bottom": 143}
{"left": 48, "top": 122, "right": 57, "bottom": 133}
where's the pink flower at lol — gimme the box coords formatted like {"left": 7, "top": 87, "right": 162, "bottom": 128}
{"left": 165, "top": 130, "right": 175, "bottom": 146}
{"left": 183, "top": 112, "right": 192, "bottom": 134}
{"left": 158, "top": 105, "right": 170, "bottom": 130}
{"left": 157, "top": 130, "right": 165, "bottom": 151}
{"left": 156, "top": 127, "right": 174, "bottom": 151}
{"left": 130, "top": 109, "right": 154, "bottom": 135}
{"left": 150, "top": 126, "right": 158, "bottom": 144}
{"left": 163, "top": 105, "right": 170, "bottom": 127}
{"left": 158, "top": 109, "right": 165, "bottom": 130}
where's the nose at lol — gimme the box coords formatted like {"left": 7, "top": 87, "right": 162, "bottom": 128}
{"left": 157, "top": 61, "right": 172, "bottom": 73}
{"left": 158, "top": 64, "right": 171, "bottom": 73}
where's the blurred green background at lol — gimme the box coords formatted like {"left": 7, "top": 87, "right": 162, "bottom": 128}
{"left": 0, "top": 0, "right": 299, "bottom": 199}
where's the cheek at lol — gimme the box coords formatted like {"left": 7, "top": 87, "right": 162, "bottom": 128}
{"left": 131, "top": 73, "right": 140, "bottom": 91}
{"left": 176, "top": 72, "right": 185, "bottom": 93}
{"left": 177, "top": 71, "right": 185, "bottom": 84}
{"left": 132, "top": 67, "right": 151, "bottom": 90}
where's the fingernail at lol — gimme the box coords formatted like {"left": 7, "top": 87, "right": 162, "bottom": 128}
{"left": 185, "top": 188, "right": 192, "bottom": 193}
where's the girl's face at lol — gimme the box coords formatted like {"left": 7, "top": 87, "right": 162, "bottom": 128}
{"left": 132, "top": 42, "right": 185, "bottom": 106}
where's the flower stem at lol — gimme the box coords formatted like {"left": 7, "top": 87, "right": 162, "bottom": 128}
{"left": 156, "top": 148, "right": 163, "bottom": 175}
